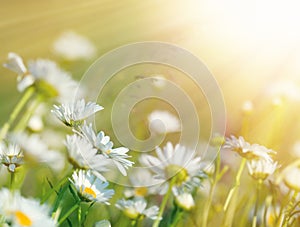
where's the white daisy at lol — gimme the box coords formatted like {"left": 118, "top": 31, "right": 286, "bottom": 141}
{"left": 173, "top": 188, "right": 195, "bottom": 211}
{"left": 283, "top": 166, "right": 300, "bottom": 191}
{"left": 140, "top": 142, "right": 201, "bottom": 187}
{"left": 79, "top": 122, "right": 134, "bottom": 176}
{"left": 64, "top": 134, "right": 109, "bottom": 181}
{"left": 0, "top": 188, "right": 56, "bottom": 227}
{"left": 247, "top": 158, "right": 278, "bottom": 181}
{"left": 69, "top": 170, "right": 114, "bottom": 204}
{"left": 266, "top": 80, "right": 300, "bottom": 102}
{"left": 148, "top": 110, "right": 180, "bottom": 134}
{"left": 115, "top": 198, "right": 160, "bottom": 220}
{"left": 0, "top": 143, "right": 23, "bottom": 173}
{"left": 53, "top": 31, "right": 96, "bottom": 60}
{"left": 94, "top": 220, "right": 111, "bottom": 227}
{"left": 223, "top": 135, "right": 275, "bottom": 161}
{"left": 52, "top": 99, "right": 103, "bottom": 127}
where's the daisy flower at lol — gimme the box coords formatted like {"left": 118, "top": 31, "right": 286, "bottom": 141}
{"left": 0, "top": 143, "right": 23, "bottom": 173}
{"left": 173, "top": 187, "right": 195, "bottom": 211}
{"left": 79, "top": 122, "right": 134, "bottom": 176}
{"left": 140, "top": 142, "right": 202, "bottom": 187}
{"left": 53, "top": 31, "right": 96, "bottom": 60}
{"left": 52, "top": 99, "right": 103, "bottom": 127}
{"left": 64, "top": 134, "right": 110, "bottom": 181}
{"left": 0, "top": 188, "right": 56, "bottom": 227}
{"left": 223, "top": 135, "right": 275, "bottom": 161}
{"left": 148, "top": 110, "right": 180, "bottom": 134}
{"left": 247, "top": 158, "right": 278, "bottom": 181}
{"left": 69, "top": 170, "right": 114, "bottom": 204}
{"left": 115, "top": 198, "right": 160, "bottom": 220}
{"left": 282, "top": 166, "right": 300, "bottom": 191}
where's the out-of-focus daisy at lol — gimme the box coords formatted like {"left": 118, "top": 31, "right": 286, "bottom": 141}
{"left": 52, "top": 99, "right": 103, "bottom": 127}
{"left": 140, "top": 142, "right": 201, "bottom": 188}
{"left": 247, "top": 158, "right": 278, "bottom": 181}
{"left": 11, "top": 133, "right": 65, "bottom": 172}
{"left": 0, "top": 188, "right": 56, "bottom": 226}
{"left": 79, "top": 122, "right": 134, "bottom": 176}
{"left": 94, "top": 220, "right": 111, "bottom": 227}
{"left": 282, "top": 166, "right": 300, "bottom": 191}
{"left": 115, "top": 198, "right": 160, "bottom": 220}
{"left": 223, "top": 136, "right": 275, "bottom": 161}
{"left": 148, "top": 110, "right": 180, "bottom": 134}
{"left": 0, "top": 143, "right": 23, "bottom": 173}
{"left": 64, "top": 134, "right": 109, "bottom": 181}
{"left": 242, "top": 100, "right": 253, "bottom": 114}
{"left": 173, "top": 187, "right": 195, "bottom": 211}
{"left": 69, "top": 170, "right": 114, "bottom": 204}
{"left": 53, "top": 31, "right": 96, "bottom": 60}
{"left": 151, "top": 75, "right": 167, "bottom": 89}
{"left": 292, "top": 141, "right": 300, "bottom": 158}
{"left": 265, "top": 80, "right": 300, "bottom": 102}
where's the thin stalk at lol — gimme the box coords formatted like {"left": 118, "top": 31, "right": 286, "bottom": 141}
{"left": 78, "top": 203, "right": 82, "bottom": 226}
{"left": 152, "top": 178, "right": 176, "bottom": 227}
{"left": 41, "top": 177, "right": 69, "bottom": 204}
{"left": 170, "top": 208, "right": 183, "bottom": 227}
{"left": 10, "top": 172, "right": 15, "bottom": 191}
{"left": 252, "top": 180, "right": 262, "bottom": 227}
{"left": 58, "top": 202, "right": 80, "bottom": 225}
{"left": 0, "top": 87, "right": 35, "bottom": 141}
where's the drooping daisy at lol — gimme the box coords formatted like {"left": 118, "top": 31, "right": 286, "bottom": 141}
{"left": 140, "top": 142, "right": 202, "bottom": 188}
{"left": 148, "top": 110, "right": 180, "bottom": 134}
{"left": 64, "top": 134, "right": 109, "bottom": 181}
{"left": 52, "top": 99, "right": 103, "bottom": 127}
{"left": 173, "top": 187, "right": 195, "bottom": 211}
{"left": 53, "top": 31, "right": 96, "bottom": 60}
{"left": 223, "top": 135, "right": 275, "bottom": 161}
{"left": 79, "top": 122, "right": 134, "bottom": 176}
{"left": 247, "top": 158, "right": 278, "bottom": 181}
{"left": 115, "top": 198, "right": 160, "bottom": 220}
{"left": 0, "top": 188, "right": 56, "bottom": 227}
{"left": 69, "top": 170, "right": 114, "bottom": 204}
{"left": 0, "top": 143, "right": 23, "bottom": 173}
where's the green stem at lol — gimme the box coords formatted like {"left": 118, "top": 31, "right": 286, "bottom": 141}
{"left": 252, "top": 180, "right": 262, "bottom": 227}
{"left": 78, "top": 203, "right": 82, "bottom": 226}
{"left": 41, "top": 177, "right": 69, "bottom": 204}
{"left": 58, "top": 202, "right": 80, "bottom": 225}
{"left": 152, "top": 178, "right": 175, "bottom": 227}
{"left": 170, "top": 208, "right": 183, "bottom": 227}
{"left": 10, "top": 172, "right": 15, "bottom": 191}
{"left": 0, "top": 87, "right": 35, "bottom": 141}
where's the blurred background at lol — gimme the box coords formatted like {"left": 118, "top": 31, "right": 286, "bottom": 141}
{"left": 1, "top": 0, "right": 300, "bottom": 160}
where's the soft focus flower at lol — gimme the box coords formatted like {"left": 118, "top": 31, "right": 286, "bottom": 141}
{"left": 140, "top": 142, "right": 201, "bottom": 187}
{"left": 266, "top": 80, "right": 300, "bottom": 102}
{"left": 94, "top": 220, "right": 111, "bottom": 227}
{"left": 223, "top": 135, "right": 275, "bottom": 161}
{"left": 70, "top": 170, "right": 114, "bottom": 204}
{"left": 0, "top": 188, "right": 56, "bottom": 226}
{"left": 148, "top": 110, "right": 180, "bottom": 134}
{"left": 115, "top": 198, "right": 160, "bottom": 220}
{"left": 0, "top": 143, "right": 23, "bottom": 173}
{"left": 282, "top": 166, "right": 300, "bottom": 191}
{"left": 247, "top": 158, "right": 278, "bottom": 181}
{"left": 53, "top": 31, "right": 96, "bottom": 60}
{"left": 242, "top": 100, "right": 253, "bottom": 114}
{"left": 64, "top": 134, "right": 109, "bottom": 181}
{"left": 79, "top": 122, "right": 134, "bottom": 176}
{"left": 52, "top": 99, "right": 103, "bottom": 127}
{"left": 173, "top": 188, "right": 195, "bottom": 211}
{"left": 151, "top": 75, "right": 167, "bottom": 89}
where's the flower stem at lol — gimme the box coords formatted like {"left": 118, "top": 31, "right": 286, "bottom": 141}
{"left": 0, "top": 87, "right": 35, "bottom": 141}
{"left": 58, "top": 202, "right": 80, "bottom": 225}
{"left": 153, "top": 178, "right": 175, "bottom": 227}
{"left": 252, "top": 180, "right": 262, "bottom": 227}
{"left": 10, "top": 172, "right": 15, "bottom": 191}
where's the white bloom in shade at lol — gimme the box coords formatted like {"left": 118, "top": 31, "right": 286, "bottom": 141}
{"left": 0, "top": 188, "right": 56, "bottom": 227}
{"left": 53, "top": 31, "right": 96, "bottom": 60}
{"left": 148, "top": 110, "right": 180, "bottom": 134}
{"left": 223, "top": 135, "right": 275, "bottom": 161}
{"left": 65, "top": 134, "right": 110, "bottom": 181}
{"left": 140, "top": 142, "right": 201, "bottom": 187}
{"left": 283, "top": 167, "right": 300, "bottom": 191}
{"left": 70, "top": 170, "right": 114, "bottom": 204}
{"left": 94, "top": 220, "right": 111, "bottom": 227}
{"left": 79, "top": 122, "right": 134, "bottom": 176}
{"left": 52, "top": 99, "right": 103, "bottom": 127}
{"left": 0, "top": 143, "right": 23, "bottom": 173}
{"left": 115, "top": 198, "right": 160, "bottom": 220}
{"left": 11, "top": 133, "right": 64, "bottom": 172}
{"left": 173, "top": 188, "right": 195, "bottom": 211}
{"left": 247, "top": 158, "right": 278, "bottom": 181}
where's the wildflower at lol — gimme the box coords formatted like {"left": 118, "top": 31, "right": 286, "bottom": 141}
{"left": 148, "top": 110, "right": 180, "bottom": 134}
{"left": 283, "top": 166, "right": 300, "bottom": 191}
{"left": 223, "top": 135, "right": 275, "bottom": 161}
{"left": 173, "top": 188, "right": 195, "bottom": 211}
{"left": 0, "top": 188, "right": 56, "bottom": 226}
{"left": 64, "top": 134, "right": 109, "bottom": 181}
{"left": 53, "top": 31, "right": 96, "bottom": 60}
{"left": 115, "top": 198, "right": 160, "bottom": 220}
{"left": 52, "top": 99, "right": 103, "bottom": 127}
{"left": 0, "top": 143, "right": 23, "bottom": 173}
{"left": 70, "top": 170, "right": 114, "bottom": 204}
{"left": 247, "top": 158, "right": 278, "bottom": 181}
{"left": 94, "top": 220, "right": 111, "bottom": 227}
{"left": 140, "top": 142, "right": 201, "bottom": 187}
{"left": 266, "top": 80, "right": 300, "bottom": 102}
{"left": 79, "top": 122, "right": 134, "bottom": 176}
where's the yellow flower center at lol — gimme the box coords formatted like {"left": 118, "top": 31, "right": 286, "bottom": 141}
{"left": 106, "top": 149, "right": 111, "bottom": 154}
{"left": 124, "top": 208, "right": 139, "bottom": 219}
{"left": 165, "top": 164, "right": 188, "bottom": 185}
{"left": 134, "top": 187, "right": 148, "bottom": 197}
{"left": 15, "top": 211, "right": 32, "bottom": 226}
{"left": 83, "top": 187, "right": 97, "bottom": 198}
